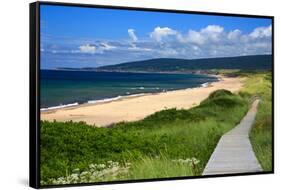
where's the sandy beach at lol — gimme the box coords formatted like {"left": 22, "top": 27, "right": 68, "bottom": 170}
{"left": 41, "top": 75, "right": 244, "bottom": 127}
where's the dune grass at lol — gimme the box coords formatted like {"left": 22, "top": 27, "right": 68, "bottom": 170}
{"left": 241, "top": 71, "right": 272, "bottom": 171}
{"left": 216, "top": 70, "right": 272, "bottom": 171}
{"left": 40, "top": 89, "right": 249, "bottom": 185}
{"left": 40, "top": 71, "right": 273, "bottom": 186}
{"left": 124, "top": 155, "right": 196, "bottom": 180}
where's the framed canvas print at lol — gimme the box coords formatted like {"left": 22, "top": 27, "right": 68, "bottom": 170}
{"left": 29, "top": 1, "right": 274, "bottom": 188}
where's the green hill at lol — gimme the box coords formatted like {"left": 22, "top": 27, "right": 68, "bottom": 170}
{"left": 96, "top": 55, "right": 272, "bottom": 72}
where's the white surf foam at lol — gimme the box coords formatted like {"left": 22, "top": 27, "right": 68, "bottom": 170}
{"left": 41, "top": 102, "right": 79, "bottom": 111}
{"left": 201, "top": 82, "right": 209, "bottom": 88}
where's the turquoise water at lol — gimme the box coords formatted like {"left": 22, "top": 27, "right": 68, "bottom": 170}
{"left": 40, "top": 70, "right": 218, "bottom": 109}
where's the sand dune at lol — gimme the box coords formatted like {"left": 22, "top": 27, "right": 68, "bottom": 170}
{"left": 41, "top": 75, "right": 244, "bottom": 127}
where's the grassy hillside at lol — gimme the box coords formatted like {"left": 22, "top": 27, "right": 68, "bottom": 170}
{"left": 96, "top": 55, "right": 272, "bottom": 72}
{"left": 40, "top": 89, "right": 249, "bottom": 185}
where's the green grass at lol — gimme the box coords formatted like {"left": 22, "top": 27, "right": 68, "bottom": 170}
{"left": 41, "top": 89, "right": 250, "bottom": 185}
{"left": 216, "top": 70, "right": 272, "bottom": 171}
{"left": 124, "top": 155, "right": 195, "bottom": 180}
{"left": 40, "top": 71, "right": 273, "bottom": 185}
{"left": 241, "top": 71, "right": 272, "bottom": 171}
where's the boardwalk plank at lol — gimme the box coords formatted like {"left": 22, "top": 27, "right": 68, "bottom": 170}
{"left": 202, "top": 99, "right": 262, "bottom": 175}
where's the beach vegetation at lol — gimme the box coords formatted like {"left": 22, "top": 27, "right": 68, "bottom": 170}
{"left": 241, "top": 71, "right": 272, "bottom": 171}
{"left": 40, "top": 70, "right": 272, "bottom": 186}
{"left": 40, "top": 88, "right": 249, "bottom": 185}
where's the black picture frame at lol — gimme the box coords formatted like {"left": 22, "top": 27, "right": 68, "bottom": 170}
{"left": 29, "top": 1, "right": 274, "bottom": 189}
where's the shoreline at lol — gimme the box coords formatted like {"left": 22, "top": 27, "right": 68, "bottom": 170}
{"left": 48, "top": 68, "right": 218, "bottom": 76}
{"left": 40, "top": 84, "right": 212, "bottom": 113}
{"left": 41, "top": 73, "right": 219, "bottom": 112}
{"left": 41, "top": 93, "right": 149, "bottom": 112}
{"left": 41, "top": 75, "right": 243, "bottom": 127}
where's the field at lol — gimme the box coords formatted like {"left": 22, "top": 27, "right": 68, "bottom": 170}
{"left": 40, "top": 71, "right": 272, "bottom": 186}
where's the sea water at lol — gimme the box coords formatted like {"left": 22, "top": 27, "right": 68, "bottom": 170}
{"left": 40, "top": 70, "right": 218, "bottom": 110}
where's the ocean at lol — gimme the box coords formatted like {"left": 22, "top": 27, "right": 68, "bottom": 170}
{"left": 40, "top": 70, "right": 218, "bottom": 110}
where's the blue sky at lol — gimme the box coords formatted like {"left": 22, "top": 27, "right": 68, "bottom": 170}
{"left": 40, "top": 4, "right": 272, "bottom": 69}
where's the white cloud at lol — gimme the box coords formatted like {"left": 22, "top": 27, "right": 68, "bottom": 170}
{"left": 99, "top": 42, "right": 116, "bottom": 50}
{"left": 201, "top": 25, "right": 224, "bottom": 33}
{"left": 178, "top": 25, "right": 224, "bottom": 45}
{"left": 185, "top": 30, "right": 205, "bottom": 45}
{"left": 249, "top": 25, "right": 272, "bottom": 39}
{"left": 128, "top": 46, "right": 153, "bottom": 52}
{"left": 150, "top": 26, "right": 178, "bottom": 42}
{"left": 79, "top": 44, "right": 97, "bottom": 53}
{"left": 200, "top": 25, "right": 224, "bottom": 42}
{"left": 148, "top": 24, "right": 271, "bottom": 58}
{"left": 192, "top": 46, "right": 199, "bottom": 51}
{"left": 128, "top": 29, "right": 138, "bottom": 42}
{"left": 78, "top": 42, "right": 116, "bottom": 54}
{"left": 43, "top": 24, "right": 272, "bottom": 67}
{"left": 227, "top": 29, "right": 242, "bottom": 40}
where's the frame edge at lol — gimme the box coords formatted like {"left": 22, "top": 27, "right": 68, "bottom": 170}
{"left": 30, "top": 1, "right": 40, "bottom": 189}
{"left": 31, "top": 1, "right": 274, "bottom": 189}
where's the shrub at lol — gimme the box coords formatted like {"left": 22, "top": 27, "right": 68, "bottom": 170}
{"left": 40, "top": 88, "right": 249, "bottom": 185}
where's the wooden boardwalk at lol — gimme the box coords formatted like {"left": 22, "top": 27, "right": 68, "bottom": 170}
{"left": 203, "top": 99, "right": 263, "bottom": 175}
